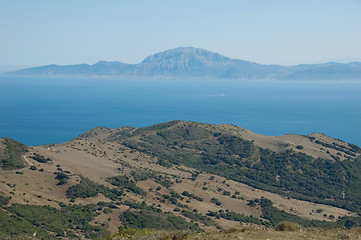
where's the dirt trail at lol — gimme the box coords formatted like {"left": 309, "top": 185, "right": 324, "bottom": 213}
{"left": 23, "top": 155, "right": 33, "bottom": 166}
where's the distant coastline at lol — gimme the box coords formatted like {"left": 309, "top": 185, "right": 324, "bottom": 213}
{"left": 7, "top": 47, "right": 361, "bottom": 81}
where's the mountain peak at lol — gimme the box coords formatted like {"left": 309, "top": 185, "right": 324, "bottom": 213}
{"left": 136, "top": 47, "right": 241, "bottom": 77}
{"left": 141, "top": 47, "right": 232, "bottom": 65}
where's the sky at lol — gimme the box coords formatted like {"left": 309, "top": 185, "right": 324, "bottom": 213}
{"left": 1, "top": 0, "right": 361, "bottom": 66}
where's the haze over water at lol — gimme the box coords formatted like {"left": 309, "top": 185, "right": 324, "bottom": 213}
{"left": 0, "top": 76, "right": 360, "bottom": 147}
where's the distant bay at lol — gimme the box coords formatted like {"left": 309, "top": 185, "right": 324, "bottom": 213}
{"left": 0, "top": 76, "right": 360, "bottom": 146}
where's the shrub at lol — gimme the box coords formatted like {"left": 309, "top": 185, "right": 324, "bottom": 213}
{"left": 66, "top": 178, "right": 102, "bottom": 198}
{"left": 1, "top": 138, "right": 27, "bottom": 170}
{"left": 119, "top": 210, "right": 201, "bottom": 232}
{"left": 181, "top": 210, "right": 215, "bottom": 226}
{"left": 275, "top": 221, "right": 301, "bottom": 231}
{"left": 66, "top": 178, "right": 122, "bottom": 201}
{"left": 107, "top": 175, "right": 146, "bottom": 196}
{"left": 345, "top": 219, "right": 358, "bottom": 229}
{"left": 55, "top": 172, "right": 69, "bottom": 185}
{"left": 29, "top": 166, "right": 37, "bottom": 170}
{"left": 103, "top": 208, "right": 112, "bottom": 214}
{"left": 3, "top": 203, "right": 109, "bottom": 239}
{"left": 31, "top": 153, "right": 51, "bottom": 163}
{"left": 211, "top": 197, "right": 221, "bottom": 206}
{"left": 182, "top": 191, "right": 190, "bottom": 197}
{"left": 0, "top": 192, "right": 10, "bottom": 207}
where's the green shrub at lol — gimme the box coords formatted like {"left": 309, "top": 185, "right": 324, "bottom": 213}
{"left": 0, "top": 192, "right": 10, "bottom": 207}
{"left": 29, "top": 166, "right": 37, "bottom": 170}
{"left": 275, "top": 221, "right": 301, "bottom": 231}
{"left": 206, "top": 210, "right": 262, "bottom": 225}
{"left": 1, "top": 203, "right": 108, "bottom": 239}
{"left": 181, "top": 210, "right": 215, "bottom": 226}
{"left": 107, "top": 175, "right": 146, "bottom": 196}
{"left": 55, "top": 172, "right": 69, "bottom": 185}
{"left": 103, "top": 208, "right": 112, "bottom": 214}
{"left": 1, "top": 138, "right": 27, "bottom": 170}
{"left": 66, "top": 178, "right": 103, "bottom": 198}
{"left": 211, "top": 197, "right": 221, "bottom": 206}
{"left": 153, "top": 174, "right": 173, "bottom": 188}
{"left": 119, "top": 210, "right": 201, "bottom": 232}
{"left": 66, "top": 178, "right": 122, "bottom": 201}
{"left": 31, "top": 153, "right": 51, "bottom": 163}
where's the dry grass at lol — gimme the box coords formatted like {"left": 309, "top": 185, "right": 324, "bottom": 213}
{"left": 1, "top": 122, "right": 359, "bottom": 237}
{"left": 105, "top": 227, "right": 361, "bottom": 240}
{"left": 0, "top": 135, "right": 355, "bottom": 235}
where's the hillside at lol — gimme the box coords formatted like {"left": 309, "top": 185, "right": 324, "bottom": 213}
{"left": 1, "top": 121, "right": 361, "bottom": 239}
{"left": 9, "top": 47, "right": 361, "bottom": 80}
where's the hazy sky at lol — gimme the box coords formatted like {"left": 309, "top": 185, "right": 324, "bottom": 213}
{"left": 1, "top": 0, "right": 361, "bottom": 66}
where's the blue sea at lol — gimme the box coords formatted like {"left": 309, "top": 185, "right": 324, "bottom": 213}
{"left": 0, "top": 76, "right": 360, "bottom": 147}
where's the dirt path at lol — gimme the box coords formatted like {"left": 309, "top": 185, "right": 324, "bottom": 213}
{"left": 23, "top": 155, "right": 33, "bottom": 166}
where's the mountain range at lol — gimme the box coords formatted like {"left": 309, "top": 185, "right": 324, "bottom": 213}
{"left": 1, "top": 121, "right": 361, "bottom": 239}
{"left": 9, "top": 47, "right": 361, "bottom": 80}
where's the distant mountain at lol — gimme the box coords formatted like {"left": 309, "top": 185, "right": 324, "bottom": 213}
{"left": 280, "top": 62, "right": 361, "bottom": 80}
{"left": 9, "top": 47, "right": 361, "bottom": 80}
{"left": 13, "top": 61, "right": 131, "bottom": 77}
{"left": 0, "top": 65, "right": 31, "bottom": 73}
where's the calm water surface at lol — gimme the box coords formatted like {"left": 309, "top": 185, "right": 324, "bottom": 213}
{"left": 0, "top": 76, "right": 360, "bottom": 146}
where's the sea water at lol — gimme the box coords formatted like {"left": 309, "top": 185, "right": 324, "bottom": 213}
{"left": 0, "top": 76, "right": 360, "bottom": 146}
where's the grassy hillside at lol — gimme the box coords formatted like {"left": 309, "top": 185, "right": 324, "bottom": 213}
{"left": 110, "top": 121, "right": 361, "bottom": 213}
{"left": 0, "top": 202, "right": 109, "bottom": 239}
{"left": 104, "top": 227, "right": 361, "bottom": 240}
{"left": 0, "top": 137, "right": 28, "bottom": 170}
{"left": 1, "top": 121, "right": 361, "bottom": 239}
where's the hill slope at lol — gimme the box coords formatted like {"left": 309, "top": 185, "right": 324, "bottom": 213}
{"left": 1, "top": 121, "right": 361, "bottom": 239}
{"left": 9, "top": 47, "right": 361, "bottom": 80}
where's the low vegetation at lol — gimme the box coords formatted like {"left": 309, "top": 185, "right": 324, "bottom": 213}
{"left": 0, "top": 138, "right": 27, "bottom": 170}
{"left": 180, "top": 210, "right": 215, "bottom": 226}
{"left": 30, "top": 153, "right": 51, "bottom": 163}
{"left": 275, "top": 221, "right": 302, "bottom": 231}
{"left": 107, "top": 175, "right": 146, "bottom": 196}
{"left": 66, "top": 177, "right": 123, "bottom": 200}
{"left": 313, "top": 138, "right": 361, "bottom": 158}
{"left": 103, "top": 227, "right": 361, "bottom": 240}
{"left": 114, "top": 121, "right": 361, "bottom": 213}
{"left": 119, "top": 210, "right": 201, "bottom": 232}
{"left": 253, "top": 197, "right": 361, "bottom": 229}
{"left": 0, "top": 192, "right": 10, "bottom": 207}
{"left": 0, "top": 203, "right": 108, "bottom": 239}
{"left": 2, "top": 121, "right": 361, "bottom": 239}
{"left": 119, "top": 200, "right": 201, "bottom": 232}
{"left": 55, "top": 171, "right": 69, "bottom": 185}
{"left": 206, "top": 209, "right": 262, "bottom": 225}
